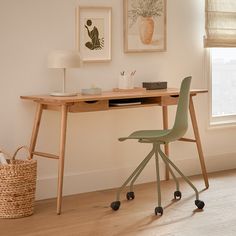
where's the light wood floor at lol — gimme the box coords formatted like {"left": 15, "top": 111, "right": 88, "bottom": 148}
{"left": 1, "top": 170, "right": 236, "bottom": 236}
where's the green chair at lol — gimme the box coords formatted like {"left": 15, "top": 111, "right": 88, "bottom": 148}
{"left": 110, "top": 77, "right": 205, "bottom": 216}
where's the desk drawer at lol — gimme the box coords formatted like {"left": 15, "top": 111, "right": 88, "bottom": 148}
{"left": 69, "top": 100, "right": 109, "bottom": 112}
{"left": 157, "top": 96, "right": 179, "bottom": 106}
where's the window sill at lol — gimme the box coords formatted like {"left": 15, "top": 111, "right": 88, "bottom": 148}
{"left": 208, "top": 120, "right": 236, "bottom": 130}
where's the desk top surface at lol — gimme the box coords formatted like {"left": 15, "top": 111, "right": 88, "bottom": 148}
{"left": 21, "top": 88, "right": 208, "bottom": 104}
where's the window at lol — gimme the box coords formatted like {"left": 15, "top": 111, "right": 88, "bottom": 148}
{"left": 205, "top": 0, "right": 236, "bottom": 126}
{"left": 210, "top": 48, "right": 236, "bottom": 125}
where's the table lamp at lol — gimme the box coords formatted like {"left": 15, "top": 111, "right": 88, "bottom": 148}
{"left": 48, "top": 50, "right": 82, "bottom": 96}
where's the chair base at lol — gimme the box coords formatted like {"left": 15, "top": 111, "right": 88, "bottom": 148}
{"left": 110, "top": 142, "right": 205, "bottom": 215}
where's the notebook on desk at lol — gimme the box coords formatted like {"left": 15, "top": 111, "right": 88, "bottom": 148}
{"left": 109, "top": 98, "right": 142, "bottom": 106}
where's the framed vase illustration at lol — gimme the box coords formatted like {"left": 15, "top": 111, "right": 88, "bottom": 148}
{"left": 76, "top": 6, "right": 112, "bottom": 62}
{"left": 123, "top": 0, "right": 166, "bottom": 53}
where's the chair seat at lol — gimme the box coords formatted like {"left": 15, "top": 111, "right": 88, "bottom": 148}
{"left": 119, "top": 129, "right": 171, "bottom": 142}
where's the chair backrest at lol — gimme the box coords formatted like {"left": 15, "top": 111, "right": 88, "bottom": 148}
{"left": 165, "top": 76, "right": 192, "bottom": 142}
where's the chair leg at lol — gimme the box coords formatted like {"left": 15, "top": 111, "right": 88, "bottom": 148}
{"left": 110, "top": 147, "right": 155, "bottom": 211}
{"left": 154, "top": 147, "right": 163, "bottom": 215}
{"left": 157, "top": 145, "right": 205, "bottom": 209}
{"left": 129, "top": 151, "right": 153, "bottom": 193}
{"left": 159, "top": 147, "right": 181, "bottom": 200}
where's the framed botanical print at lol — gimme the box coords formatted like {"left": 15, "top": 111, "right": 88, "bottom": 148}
{"left": 76, "top": 7, "right": 112, "bottom": 62}
{"left": 124, "top": 0, "right": 167, "bottom": 53}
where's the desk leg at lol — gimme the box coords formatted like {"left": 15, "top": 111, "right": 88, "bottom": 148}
{"left": 57, "top": 105, "right": 68, "bottom": 215}
{"left": 29, "top": 103, "right": 43, "bottom": 159}
{"left": 189, "top": 96, "right": 209, "bottom": 188}
{"left": 162, "top": 106, "right": 170, "bottom": 181}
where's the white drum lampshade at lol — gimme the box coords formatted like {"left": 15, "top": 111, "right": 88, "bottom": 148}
{"left": 48, "top": 50, "right": 82, "bottom": 97}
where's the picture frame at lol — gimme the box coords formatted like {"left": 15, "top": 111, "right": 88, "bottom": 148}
{"left": 76, "top": 6, "right": 112, "bottom": 62}
{"left": 123, "top": 0, "right": 167, "bottom": 53}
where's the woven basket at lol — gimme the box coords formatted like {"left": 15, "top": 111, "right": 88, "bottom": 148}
{"left": 0, "top": 146, "right": 37, "bottom": 219}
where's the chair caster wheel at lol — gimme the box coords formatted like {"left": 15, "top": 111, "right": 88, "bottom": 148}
{"left": 126, "top": 191, "right": 135, "bottom": 200}
{"left": 195, "top": 200, "right": 205, "bottom": 209}
{"left": 110, "top": 201, "right": 121, "bottom": 211}
{"left": 174, "top": 190, "right": 182, "bottom": 200}
{"left": 155, "top": 206, "right": 163, "bottom": 216}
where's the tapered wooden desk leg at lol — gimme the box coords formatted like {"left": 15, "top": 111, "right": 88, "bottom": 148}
{"left": 29, "top": 103, "right": 43, "bottom": 159}
{"left": 162, "top": 106, "right": 170, "bottom": 181}
{"left": 57, "top": 105, "right": 68, "bottom": 215}
{"left": 189, "top": 96, "right": 209, "bottom": 188}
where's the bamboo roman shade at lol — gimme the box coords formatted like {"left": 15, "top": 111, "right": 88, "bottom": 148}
{"left": 204, "top": 0, "right": 236, "bottom": 47}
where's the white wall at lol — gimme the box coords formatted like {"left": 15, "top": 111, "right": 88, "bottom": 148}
{"left": 1, "top": 0, "right": 236, "bottom": 200}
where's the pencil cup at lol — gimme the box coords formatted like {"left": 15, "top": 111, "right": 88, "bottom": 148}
{"left": 118, "top": 75, "right": 134, "bottom": 89}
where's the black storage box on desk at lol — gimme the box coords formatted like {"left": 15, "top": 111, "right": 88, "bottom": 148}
{"left": 142, "top": 81, "right": 167, "bottom": 90}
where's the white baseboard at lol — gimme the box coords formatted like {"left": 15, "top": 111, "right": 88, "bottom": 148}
{"left": 36, "top": 153, "right": 236, "bottom": 200}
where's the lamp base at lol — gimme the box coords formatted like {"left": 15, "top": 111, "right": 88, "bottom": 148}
{"left": 50, "top": 92, "right": 78, "bottom": 97}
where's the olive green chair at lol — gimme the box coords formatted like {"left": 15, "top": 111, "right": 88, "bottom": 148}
{"left": 110, "top": 76, "right": 205, "bottom": 216}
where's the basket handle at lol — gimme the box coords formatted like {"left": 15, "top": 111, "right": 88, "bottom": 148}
{"left": 12, "top": 146, "right": 31, "bottom": 160}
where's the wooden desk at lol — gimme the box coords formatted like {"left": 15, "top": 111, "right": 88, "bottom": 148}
{"left": 21, "top": 88, "right": 209, "bottom": 214}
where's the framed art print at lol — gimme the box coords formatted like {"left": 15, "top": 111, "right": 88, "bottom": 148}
{"left": 76, "top": 6, "right": 112, "bottom": 62}
{"left": 124, "top": 0, "right": 166, "bottom": 53}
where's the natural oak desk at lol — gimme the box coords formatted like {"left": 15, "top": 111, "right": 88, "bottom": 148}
{"left": 21, "top": 88, "right": 209, "bottom": 214}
